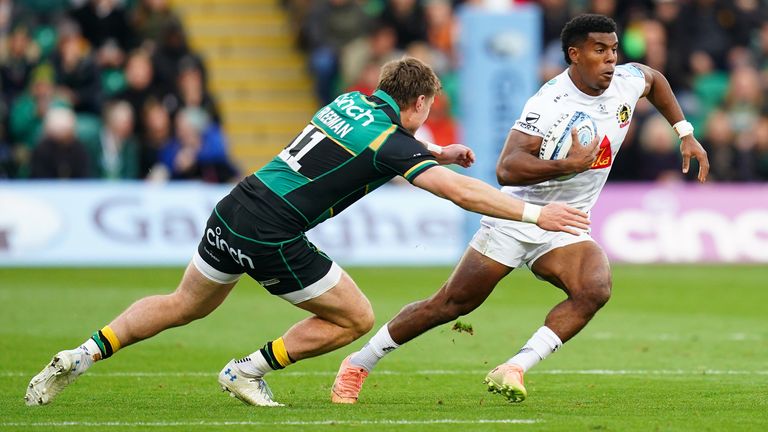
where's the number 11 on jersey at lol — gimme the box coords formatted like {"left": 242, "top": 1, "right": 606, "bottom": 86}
{"left": 279, "top": 124, "right": 326, "bottom": 171}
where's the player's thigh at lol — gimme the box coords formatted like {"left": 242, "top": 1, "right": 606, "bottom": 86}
{"left": 175, "top": 262, "right": 237, "bottom": 316}
{"left": 436, "top": 246, "right": 513, "bottom": 309}
{"left": 293, "top": 270, "right": 372, "bottom": 328}
{"left": 530, "top": 240, "right": 611, "bottom": 296}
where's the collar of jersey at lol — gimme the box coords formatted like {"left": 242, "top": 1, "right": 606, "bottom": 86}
{"left": 565, "top": 68, "right": 604, "bottom": 99}
{"left": 372, "top": 89, "right": 401, "bottom": 117}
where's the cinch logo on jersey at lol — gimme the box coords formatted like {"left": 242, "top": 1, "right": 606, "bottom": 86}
{"left": 333, "top": 94, "right": 375, "bottom": 126}
{"left": 313, "top": 94, "right": 376, "bottom": 139}
{"left": 206, "top": 226, "right": 255, "bottom": 269}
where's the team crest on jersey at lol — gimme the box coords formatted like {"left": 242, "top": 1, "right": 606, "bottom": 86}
{"left": 590, "top": 136, "right": 613, "bottom": 169}
{"left": 616, "top": 103, "right": 632, "bottom": 128}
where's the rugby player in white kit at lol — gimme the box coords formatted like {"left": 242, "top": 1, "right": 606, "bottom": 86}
{"left": 330, "top": 14, "right": 710, "bottom": 404}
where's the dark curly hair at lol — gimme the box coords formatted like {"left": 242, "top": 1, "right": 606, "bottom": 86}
{"left": 560, "top": 14, "right": 617, "bottom": 65}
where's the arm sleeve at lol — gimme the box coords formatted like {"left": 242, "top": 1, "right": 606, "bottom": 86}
{"left": 615, "top": 64, "right": 647, "bottom": 101}
{"left": 375, "top": 132, "right": 439, "bottom": 183}
{"left": 510, "top": 92, "right": 559, "bottom": 138}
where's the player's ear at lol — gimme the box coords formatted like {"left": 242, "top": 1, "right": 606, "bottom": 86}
{"left": 568, "top": 46, "right": 579, "bottom": 64}
{"left": 415, "top": 95, "right": 426, "bottom": 112}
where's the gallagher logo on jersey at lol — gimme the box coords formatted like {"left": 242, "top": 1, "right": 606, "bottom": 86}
{"left": 590, "top": 136, "right": 613, "bottom": 169}
{"left": 616, "top": 103, "right": 632, "bottom": 128}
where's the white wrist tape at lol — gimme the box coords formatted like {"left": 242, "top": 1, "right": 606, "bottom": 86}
{"left": 522, "top": 203, "right": 542, "bottom": 224}
{"left": 672, "top": 120, "right": 694, "bottom": 139}
{"left": 425, "top": 142, "right": 443, "bottom": 155}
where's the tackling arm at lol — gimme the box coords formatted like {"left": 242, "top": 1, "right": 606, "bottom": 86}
{"left": 631, "top": 63, "right": 710, "bottom": 182}
{"left": 412, "top": 165, "right": 590, "bottom": 234}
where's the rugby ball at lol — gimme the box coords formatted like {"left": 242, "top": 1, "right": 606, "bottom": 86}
{"left": 539, "top": 111, "right": 597, "bottom": 160}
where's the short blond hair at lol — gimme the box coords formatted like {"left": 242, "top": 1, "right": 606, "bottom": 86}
{"left": 376, "top": 57, "right": 442, "bottom": 109}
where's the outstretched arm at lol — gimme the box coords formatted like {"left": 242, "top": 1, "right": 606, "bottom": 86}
{"left": 422, "top": 141, "right": 476, "bottom": 168}
{"left": 412, "top": 166, "right": 590, "bottom": 235}
{"left": 631, "top": 63, "right": 710, "bottom": 182}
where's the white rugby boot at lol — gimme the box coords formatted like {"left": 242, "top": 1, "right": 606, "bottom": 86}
{"left": 25, "top": 349, "right": 94, "bottom": 406}
{"left": 218, "top": 360, "right": 283, "bottom": 407}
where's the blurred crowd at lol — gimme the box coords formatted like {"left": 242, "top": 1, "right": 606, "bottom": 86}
{"left": 0, "top": 0, "right": 237, "bottom": 181}
{"left": 4, "top": 0, "right": 768, "bottom": 183}
{"left": 284, "top": 0, "right": 768, "bottom": 182}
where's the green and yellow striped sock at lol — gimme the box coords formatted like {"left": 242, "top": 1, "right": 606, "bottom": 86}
{"left": 259, "top": 337, "right": 294, "bottom": 370}
{"left": 89, "top": 325, "right": 122, "bottom": 359}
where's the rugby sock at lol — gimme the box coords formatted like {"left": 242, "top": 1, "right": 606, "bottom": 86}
{"left": 82, "top": 325, "right": 122, "bottom": 361}
{"left": 506, "top": 326, "right": 562, "bottom": 372}
{"left": 349, "top": 323, "right": 399, "bottom": 371}
{"left": 234, "top": 337, "right": 294, "bottom": 378}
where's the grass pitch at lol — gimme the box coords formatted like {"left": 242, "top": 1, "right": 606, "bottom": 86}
{"left": 1, "top": 265, "right": 766, "bottom": 431}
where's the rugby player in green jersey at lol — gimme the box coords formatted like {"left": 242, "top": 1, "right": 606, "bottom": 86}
{"left": 25, "top": 57, "right": 589, "bottom": 407}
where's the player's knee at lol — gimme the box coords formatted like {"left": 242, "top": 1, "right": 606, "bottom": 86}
{"left": 446, "top": 299, "right": 478, "bottom": 318}
{"left": 575, "top": 276, "right": 612, "bottom": 310}
{"left": 173, "top": 293, "right": 212, "bottom": 324}
{"left": 349, "top": 303, "right": 375, "bottom": 338}
{"left": 432, "top": 293, "right": 480, "bottom": 322}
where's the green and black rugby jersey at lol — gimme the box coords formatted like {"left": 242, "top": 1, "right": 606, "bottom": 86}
{"left": 230, "top": 89, "right": 439, "bottom": 239}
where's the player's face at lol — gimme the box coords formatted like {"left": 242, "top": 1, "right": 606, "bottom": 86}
{"left": 570, "top": 32, "right": 618, "bottom": 95}
{"left": 402, "top": 94, "right": 435, "bottom": 133}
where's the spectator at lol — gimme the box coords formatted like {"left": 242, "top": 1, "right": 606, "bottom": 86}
{"left": 722, "top": 65, "right": 763, "bottom": 134}
{"left": 30, "top": 107, "right": 90, "bottom": 179}
{"left": 157, "top": 107, "right": 237, "bottom": 183}
{"left": 680, "top": 0, "right": 743, "bottom": 69}
{"left": 345, "top": 60, "right": 381, "bottom": 96}
{"left": 172, "top": 58, "right": 220, "bottom": 124}
{"left": 424, "top": 0, "right": 455, "bottom": 60}
{"left": 131, "top": 0, "right": 183, "bottom": 52}
{"left": 51, "top": 20, "right": 102, "bottom": 114}
{"left": 340, "top": 21, "right": 401, "bottom": 91}
{"left": 87, "top": 100, "right": 138, "bottom": 179}
{"left": 303, "top": 0, "right": 370, "bottom": 104}
{"left": 0, "top": 102, "right": 12, "bottom": 178}
{"left": 115, "top": 48, "right": 171, "bottom": 134}
{"left": 380, "top": 0, "right": 428, "bottom": 50}
{"left": 700, "top": 109, "right": 739, "bottom": 181}
{"left": 0, "top": 23, "right": 40, "bottom": 105}
{"left": 9, "top": 63, "right": 69, "bottom": 168}
{"left": 152, "top": 18, "right": 205, "bottom": 95}
{"left": 140, "top": 99, "right": 171, "bottom": 178}
{"left": 752, "top": 116, "right": 768, "bottom": 180}
{"left": 636, "top": 113, "right": 682, "bottom": 182}
{"left": 70, "top": 0, "right": 136, "bottom": 53}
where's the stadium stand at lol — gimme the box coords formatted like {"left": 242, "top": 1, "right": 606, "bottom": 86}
{"left": 1, "top": 0, "right": 767, "bottom": 182}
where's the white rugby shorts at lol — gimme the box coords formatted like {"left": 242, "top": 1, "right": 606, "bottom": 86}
{"left": 469, "top": 216, "right": 594, "bottom": 270}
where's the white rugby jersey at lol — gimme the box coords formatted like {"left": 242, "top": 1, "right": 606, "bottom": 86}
{"left": 506, "top": 64, "right": 647, "bottom": 212}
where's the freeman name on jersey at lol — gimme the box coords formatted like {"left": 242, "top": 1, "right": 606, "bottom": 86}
{"left": 314, "top": 94, "right": 376, "bottom": 139}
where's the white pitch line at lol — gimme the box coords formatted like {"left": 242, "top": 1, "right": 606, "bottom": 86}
{"left": 0, "top": 419, "right": 541, "bottom": 427}
{"left": 2, "top": 369, "right": 767, "bottom": 378}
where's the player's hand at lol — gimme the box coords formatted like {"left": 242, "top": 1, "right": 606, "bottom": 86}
{"left": 536, "top": 202, "right": 590, "bottom": 235}
{"left": 680, "top": 135, "right": 709, "bottom": 183}
{"left": 564, "top": 128, "right": 599, "bottom": 173}
{"left": 437, "top": 144, "right": 476, "bottom": 168}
